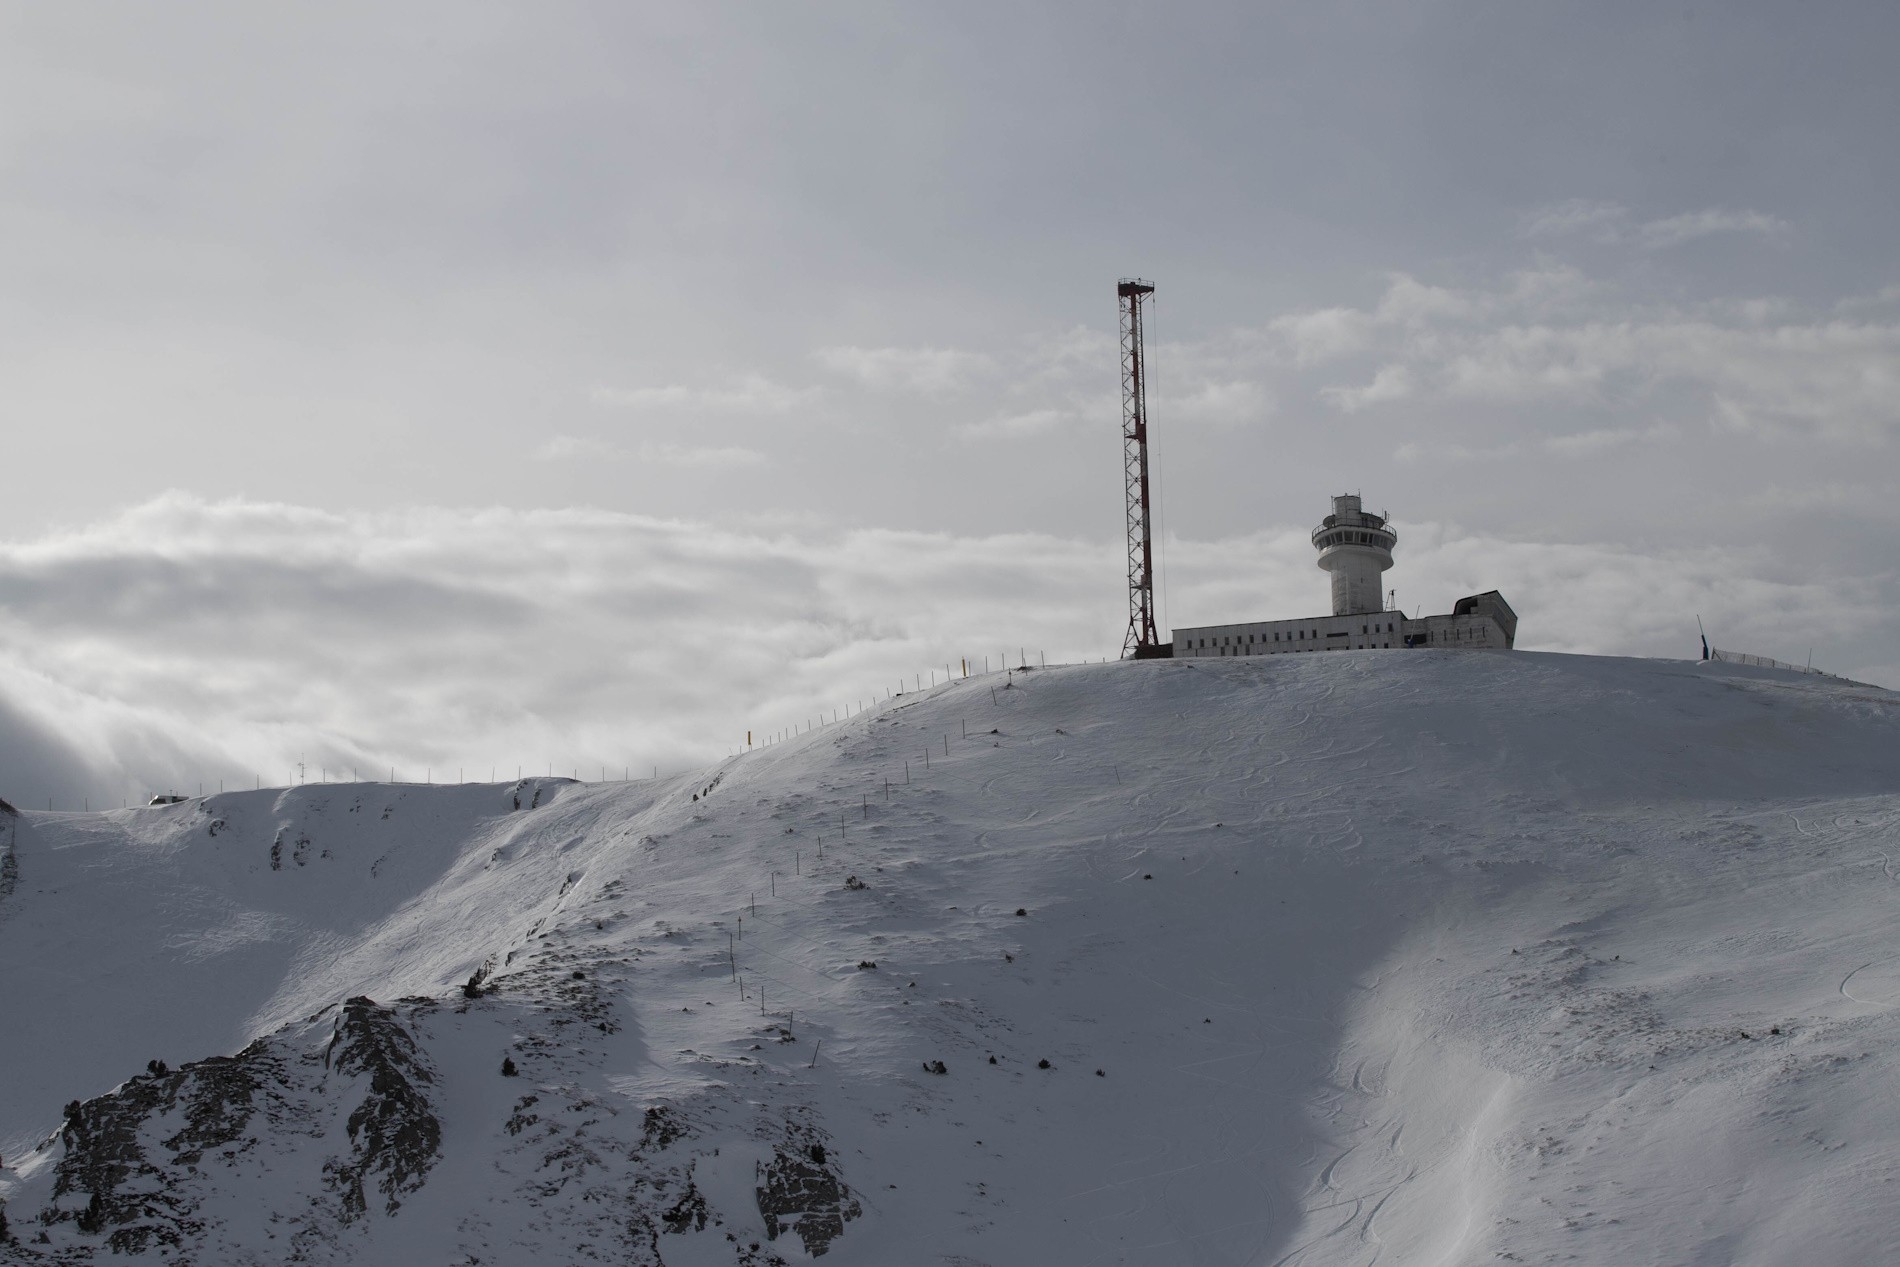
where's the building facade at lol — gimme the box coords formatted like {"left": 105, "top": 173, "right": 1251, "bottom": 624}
{"left": 1171, "top": 495, "right": 1517, "bottom": 659}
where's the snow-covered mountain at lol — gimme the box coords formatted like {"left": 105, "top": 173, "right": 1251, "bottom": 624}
{"left": 2, "top": 650, "right": 1898, "bottom": 1264}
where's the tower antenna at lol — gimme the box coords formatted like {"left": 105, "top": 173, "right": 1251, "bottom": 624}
{"left": 1119, "top": 278, "right": 1162, "bottom": 658}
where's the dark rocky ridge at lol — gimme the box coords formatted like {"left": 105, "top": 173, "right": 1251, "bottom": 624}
{"left": 320, "top": 997, "right": 442, "bottom": 1222}
{"left": 3, "top": 954, "right": 860, "bottom": 1265}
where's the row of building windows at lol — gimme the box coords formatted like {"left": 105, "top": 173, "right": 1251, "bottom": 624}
{"left": 1419, "top": 626, "right": 1489, "bottom": 643}
{"left": 1187, "top": 621, "right": 1398, "bottom": 650}
{"left": 1316, "top": 530, "right": 1393, "bottom": 550}
{"left": 1203, "top": 641, "right": 1395, "bottom": 655}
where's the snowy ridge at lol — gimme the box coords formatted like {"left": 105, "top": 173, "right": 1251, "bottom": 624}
{"left": 2, "top": 651, "right": 1899, "bottom": 1264}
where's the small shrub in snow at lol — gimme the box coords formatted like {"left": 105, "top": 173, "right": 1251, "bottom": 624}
{"left": 1037, "top": 1059, "right": 1052, "bottom": 1070}
{"left": 857, "top": 960, "right": 877, "bottom": 970}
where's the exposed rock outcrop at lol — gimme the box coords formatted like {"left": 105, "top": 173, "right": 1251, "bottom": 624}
{"left": 321, "top": 997, "right": 442, "bottom": 1221}
{"left": 755, "top": 1123, "right": 861, "bottom": 1257}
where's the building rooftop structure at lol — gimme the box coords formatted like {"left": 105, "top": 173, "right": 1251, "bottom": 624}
{"left": 1171, "top": 494, "right": 1517, "bottom": 659}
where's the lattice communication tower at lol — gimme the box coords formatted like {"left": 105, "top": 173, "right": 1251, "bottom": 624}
{"left": 1119, "top": 278, "right": 1163, "bottom": 658}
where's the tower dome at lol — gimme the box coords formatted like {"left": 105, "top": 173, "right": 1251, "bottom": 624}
{"left": 1312, "top": 494, "right": 1396, "bottom": 616}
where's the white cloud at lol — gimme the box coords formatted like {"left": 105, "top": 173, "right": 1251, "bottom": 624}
{"left": 1374, "top": 273, "right": 1480, "bottom": 325}
{"left": 1276, "top": 270, "right": 1900, "bottom": 440}
{"left": 1391, "top": 439, "right": 1522, "bottom": 465}
{"left": 1267, "top": 307, "right": 1375, "bottom": 365}
{"left": 635, "top": 441, "right": 765, "bottom": 468}
{"left": 1437, "top": 323, "right": 1627, "bottom": 403}
{"left": 1024, "top": 325, "right": 1117, "bottom": 373}
{"left": 1321, "top": 363, "right": 1414, "bottom": 412}
{"left": 0, "top": 495, "right": 1123, "bottom": 809}
{"left": 4, "top": 494, "right": 1894, "bottom": 814}
{"left": 955, "top": 408, "right": 1068, "bottom": 439}
{"left": 1520, "top": 199, "right": 1628, "bottom": 242}
{"left": 1636, "top": 208, "right": 1790, "bottom": 250}
{"left": 1543, "top": 424, "right": 1678, "bottom": 456}
{"left": 535, "top": 434, "right": 621, "bottom": 462}
{"left": 537, "top": 436, "right": 766, "bottom": 467}
{"left": 1836, "top": 284, "right": 1900, "bottom": 314}
{"left": 1161, "top": 379, "right": 1272, "bottom": 426}
{"left": 1518, "top": 201, "right": 1788, "bottom": 251}
{"left": 590, "top": 375, "right": 812, "bottom": 414}
{"left": 814, "top": 345, "right": 994, "bottom": 393}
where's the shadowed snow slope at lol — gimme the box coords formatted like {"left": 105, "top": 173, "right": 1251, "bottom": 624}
{"left": 2, "top": 650, "right": 1899, "bottom": 1264}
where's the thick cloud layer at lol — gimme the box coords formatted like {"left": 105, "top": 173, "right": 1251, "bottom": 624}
{"left": 0, "top": 7, "right": 1893, "bottom": 807}
{"left": 2, "top": 493, "right": 1890, "bottom": 811}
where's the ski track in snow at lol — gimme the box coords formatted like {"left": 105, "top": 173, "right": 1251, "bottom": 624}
{"left": 1, "top": 650, "right": 1899, "bottom": 1264}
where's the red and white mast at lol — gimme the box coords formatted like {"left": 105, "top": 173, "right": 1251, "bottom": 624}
{"left": 1119, "top": 278, "right": 1161, "bottom": 658}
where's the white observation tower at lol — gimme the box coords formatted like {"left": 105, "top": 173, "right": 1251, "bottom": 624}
{"left": 1312, "top": 494, "right": 1396, "bottom": 616}
{"left": 1169, "top": 491, "right": 1515, "bottom": 658}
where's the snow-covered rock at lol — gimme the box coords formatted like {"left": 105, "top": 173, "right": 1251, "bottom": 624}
{"left": 2, "top": 651, "right": 1897, "bottom": 1264}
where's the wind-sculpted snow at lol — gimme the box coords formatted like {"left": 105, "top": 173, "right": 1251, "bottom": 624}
{"left": 2, "top": 651, "right": 1899, "bottom": 1264}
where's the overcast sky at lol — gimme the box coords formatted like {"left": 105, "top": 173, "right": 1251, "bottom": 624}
{"left": 2, "top": 2, "right": 1896, "bottom": 809}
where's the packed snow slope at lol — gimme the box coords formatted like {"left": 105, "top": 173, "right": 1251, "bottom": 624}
{"left": 3, "top": 650, "right": 1900, "bottom": 1265}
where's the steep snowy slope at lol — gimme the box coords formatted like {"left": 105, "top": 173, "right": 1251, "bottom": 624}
{"left": 2, "top": 651, "right": 1898, "bottom": 1264}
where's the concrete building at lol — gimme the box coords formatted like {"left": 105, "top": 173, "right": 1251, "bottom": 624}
{"left": 1172, "top": 494, "right": 1517, "bottom": 658}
